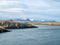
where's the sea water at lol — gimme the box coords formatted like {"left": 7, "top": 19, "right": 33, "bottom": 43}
{"left": 0, "top": 25, "right": 60, "bottom": 45}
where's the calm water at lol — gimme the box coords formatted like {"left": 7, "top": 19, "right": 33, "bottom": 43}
{"left": 0, "top": 25, "right": 60, "bottom": 45}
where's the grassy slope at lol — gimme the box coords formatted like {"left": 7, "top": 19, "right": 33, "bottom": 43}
{"left": 0, "top": 20, "right": 60, "bottom": 26}
{"left": 28, "top": 22, "right": 60, "bottom": 26}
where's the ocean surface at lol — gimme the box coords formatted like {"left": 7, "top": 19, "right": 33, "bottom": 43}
{"left": 0, "top": 25, "right": 60, "bottom": 45}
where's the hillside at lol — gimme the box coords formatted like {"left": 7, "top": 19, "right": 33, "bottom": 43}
{"left": 28, "top": 22, "right": 60, "bottom": 26}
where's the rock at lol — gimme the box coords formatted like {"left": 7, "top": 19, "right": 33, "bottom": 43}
{"left": 0, "top": 28, "right": 10, "bottom": 33}
{"left": 0, "top": 21, "right": 38, "bottom": 29}
{"left": 30, "top": 26, "right": 38, "bottom": 28}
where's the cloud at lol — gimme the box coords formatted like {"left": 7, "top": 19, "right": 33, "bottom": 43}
{"left": 0, "top": 1, "right": 18, "bottom": 6}
{"left": 0, "top": 8, "right": 24, "bottom": 12}
{"left": 0, "top": 0, "right": 60, "bottom": 21}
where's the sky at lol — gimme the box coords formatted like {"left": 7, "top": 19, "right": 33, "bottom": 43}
{"left": 0, "top": 0, "right": 60, "bottom": 21}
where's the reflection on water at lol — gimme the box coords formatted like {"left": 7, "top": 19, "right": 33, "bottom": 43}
{"left": 0, "top": 25, "right": 60, "bottom": 45}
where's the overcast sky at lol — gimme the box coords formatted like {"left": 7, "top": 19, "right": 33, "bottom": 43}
{"left": 0, "top": 0, "right": 60, "bottom": 21}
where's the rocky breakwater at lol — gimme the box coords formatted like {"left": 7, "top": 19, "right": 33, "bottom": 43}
{"left": 5, "top": 22, "right": 38, "bottom": 29}
{"left": 0, "top": 20, "right": 37, "bottom": 33}
{"left": 0, "top": 26, "right": 10, "bottom": 33}
{"left": 0, "top": 21, "right": 38, "bottom": 29}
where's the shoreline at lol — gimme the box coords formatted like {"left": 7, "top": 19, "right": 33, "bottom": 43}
{"left": 0, "top": 20, "right": 37, "bottom": 33}
{"left": 1, "top": 20, "right": 60, "bottom": 33}
{"left": 28, "top": 22, "right": 60, "bottom": 26}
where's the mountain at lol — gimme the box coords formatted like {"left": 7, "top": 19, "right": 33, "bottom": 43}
{"left": 8, "top": 18, "right": 56, "bottom": 22}
{"left": 8, "top": 18, "right": 34, "bottom": 22}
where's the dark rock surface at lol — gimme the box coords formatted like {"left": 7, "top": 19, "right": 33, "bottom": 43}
{"left": 0, "top": 29, "right": 10, "bottom": 33}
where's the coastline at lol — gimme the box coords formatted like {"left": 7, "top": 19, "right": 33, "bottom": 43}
{"left": 0, "top": 20, "right": 60, "bottom": 33}
{"left": 28, "top": 22, "right": 60, "bottom": 26}
{"left": 0, "top": 20, "right": 37, "bottom": 33}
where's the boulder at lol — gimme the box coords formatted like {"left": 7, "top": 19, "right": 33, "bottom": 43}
{"left": 0, "top": 28, "right": 10, "bottom": 33}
